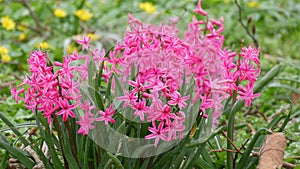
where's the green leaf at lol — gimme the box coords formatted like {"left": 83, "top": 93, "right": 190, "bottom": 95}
{"left": 0, "top": 151, "right": 9, "bottom": 169}
{"left": 107, "top": 152, "right": 125, "bottom": 169}
{"left": 83, "top": 136, "right": 91, "bottom": 169}
{"left": 36, "top": 113, "right": 64, "bottom": 169}
{"left": 55, "top": 116, "right": 80, "bottom": 169}
{"left": 182, "top": 146, "right": 206, "bottom": 169}
{"left": 131, "top": 144, "right": 154, "bottom": 158}
{"left": 275, "top": 77, "right": 300, "bottom": 84}
{"left": 267, "top": 114, "right": 285, "bottom": 129}
{"left": 0, "top": 140, "right": 35, "bottom": 168}
{"left": 236, "top": 128, "right": 272, "bottom": 169}
{"left": 0, "top": 111, "right": 31, "bottom": 146}
{"left": 114, "top": 73, "right": 125, "bottom": 97}
{"left": 279, "top": 104, "right": 292, "bottom": 132}
{"left": 96, "top": 61, "right": 105, "bottom": 90}
{"left": 88, "top": 60, "right": 96, "bottom": 88}
{"left": 170, "top": 147, "right": 188, "bottom": 169}
{"left": 105, "top": 73, "right": 114, "bottom": 104}
{"left": 0, "top": 111, "right": 53, "bottom": 168}
{"left": 275, "top": 58, "right": 300, "bottom": 70}
{"left": 88, "top": 86, "right": 104, "bottom": 111}
{"left": 104, "top": 159, "right": 113, "bottom": 169}
{"left": 188, "top": 124, "right": 246, "bottom": 147}
{"left": 152, "top": 148, "right": 179, "bottom": 169}
{"left": 0, "top": 123, "right": 37, "bottom": 133}
{"left": 268, "top": 83, "right": 300, "bottom": 94}
{"left": 194, "top": 157, "right": 215, "bottom": 169}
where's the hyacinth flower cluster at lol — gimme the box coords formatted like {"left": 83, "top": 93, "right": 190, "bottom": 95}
{"left": 11, "top": 0, "right": 260, "bottom": 148}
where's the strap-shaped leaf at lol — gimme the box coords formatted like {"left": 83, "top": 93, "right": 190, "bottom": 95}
{"left": 0, "top": 140, "right": 35, "bottom": 168}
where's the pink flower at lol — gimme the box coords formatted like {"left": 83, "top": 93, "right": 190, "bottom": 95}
{"left": 44, "top": 105, "right": 59, "bottom": 124}
{"left": 237, "top": 84, "right": 260, "bottom": 107}
{"left": 167, "top": 116, "right": 185, "bottom": 140}
{"left": 76, "top": 113, "right": 95, "bottom": 135}
{"left": 167, "top": 91, "right": 189, "bottom": 110}
{"left": 10, "top": 86, "right": 25, "bottom": 103}
{"left": 158, "top": 104, "right": 176, "bottom": 126}
{"left": 75, "top": 59, "right": 89, "bottom": 80}
{"left": 80, "top": 100, "right": 96, "bottom": 117}
{"left": 68, "top": 51, "right": 80, "bottom": 61}
{"left": 55, "top": 56, "right": 75, "bottom": 80}
{"left": 132, "top": 99, "right": 149, "bottom": 121}
{"left": 145, "top": 121, "right": 169, "bottom": 148}
{"left": 116, "top": 90, "right": 138, "bottom": 108}
{"left": 76, "top": 36, "right": 92, "bottom": 51}
{"left": 194, "top": 0, "right": 207, "bottom": 16}
{"left": 128, "top": 76, "right": 147, "bottom": 92}
{"left": 240, "top": 44, "right": 260, "bottom": 66}
{"left": 56, "top": 98, "right": 76, "bottom": 122}
{"left": 96, "top": 105, "right": 116, "bottom": 125}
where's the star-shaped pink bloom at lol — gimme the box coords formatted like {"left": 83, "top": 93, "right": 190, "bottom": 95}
{"left": 76, "top": 113, "right": 95, "bottom": 135}
{"left": 96, "top": 105, "right": 116, "bottom": 125}
{"left": 132, "top": 99, "right": 149, "bottom": 121}
{"left": 76, "top": 36, "right": 92, "bottom": 51}
{"left": 237, "top": 84, "right": 260, "bottom": 107}
{"left": 167, "top": 91, "right": 190, "bottom": 110}
{"left": 158, "top": 104, "right": 176, "bottom": 126}
{"left": 128, "top": 76, "right": 145, "bottom": 92}
{"left": 116, "top": 90, "right": 138, "bottom": 108}
{"left": 55, "top": 56, "right": 75, "bottom": 80}
{"left": 10, "top": 86, "right": 25, "bottom": 103}
{"left": 145, "top": 121, "right": 169, "bottom": 148}
{"left": 80, "top": 100, "right": 96, "bottom": 117}
{"left": 167, "top": 117, "right": 185, "bottom": 141}
{"left": 56, "top": 98, "right": 76, "bottom": 122}
{"left": 194, "top": 0, "right": 207, "bottom": 16}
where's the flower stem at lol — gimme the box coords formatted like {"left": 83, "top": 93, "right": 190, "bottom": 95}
{"left": 53, "top": 116, "right": 69, "bottom": 169}
{"left": 20, "top": 0, "right": 44, "bottom": 35}
{"left": 65, "top": 120, "right": 79, "bottom": 165}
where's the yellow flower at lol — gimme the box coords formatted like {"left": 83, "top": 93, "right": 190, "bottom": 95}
{"left": 54, "top": 8, "right": 67, "bottom": 18}
{"left": 36, "top": 42, "right": 51, "bottom": 49}
{"left": 0, "top": 46, "right": 11, "bottom": 62}
{"left": 19, "top": 33, "right": 26, "bottom": 41}
{"left": 1, "top": 55, "right": 11, "bottom": 62}
{"left": 139, "top": 2, "right": 156, "bottom": 13}
{"left": 0, "top": 0, "right": 3, "bottom": 3}
{"left": 87, "top": 33, "right": 99, "bottom": 41}
{"left": 74, "top": 9, "right": 93, "bottom": 21}
{"left": 1, "top": 16, "right": 16, "bottom": 31}
{"left": 67, "top": 44, "right": 77, "bottom": 53}
{"left": 247, "top": 1, "right": 260, "bottom": 8}
{"left": 0, "top": 46, "right": 9, "bottom": 56}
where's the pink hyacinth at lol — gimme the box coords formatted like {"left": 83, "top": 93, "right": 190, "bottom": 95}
{"left": 237, "top": 84, "right": 260, "bottom": 107}
{"left": 145, "top": 121, "right": 169, "bottom": 148}
{"left": 167, "top": 91, "right": 190, "bottom": 110}
{"left": 194, "top": 0, "right": 207, "bottom": 16}
{"left": 10, "top": 0, "right": 261, "bottom": 147}
{"left": 76, "top": 36, "right": 92, "bottom": 51}
{"left": 96, "top": 105, "right": 116, "bottom": 125}
{"left": 76, "top": 113, "right": 95, "bottom": 135}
